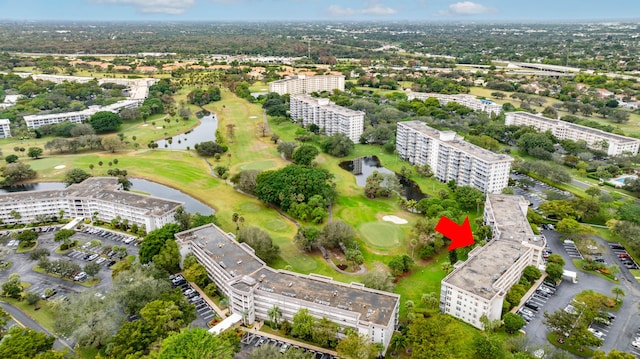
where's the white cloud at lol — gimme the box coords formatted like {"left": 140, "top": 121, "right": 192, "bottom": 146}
{"left": 328, "top": 1, "right": 396, "bottom": 17}
{"left": 447, "top": 1, "right": 496, "bottom": 15}
{"left": 92, "top": 0, "right": 196, "bottom": 14}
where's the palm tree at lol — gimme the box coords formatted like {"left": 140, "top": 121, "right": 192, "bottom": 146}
{"left": 389, "top": 334, "right": 407, "bottom": 358}
{"left": 421, "top": 292, "right": 439, "bottom": 310}
{"left": 268, "top": 306, "right": 282, "bottom": 329}
{"left": 611, "top": 286, "right": 625, "bottom": 303}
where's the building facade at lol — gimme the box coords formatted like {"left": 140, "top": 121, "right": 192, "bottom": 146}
{"left": 0, "top": 177, "right": 181, "bottom": 232}
{"left": 408, "top": 92, "right": 503, "bottom": 116}
{"left": 270, "top": 75, "right": 345, "bottom": 95}
{"left": 505, "top": 112, "right": 640, "bottom": 156}
{"left": 396, "top": 121, "right": 513, "bottom": 193}
{"left": 290, "top": 94, "right": 365, "bottom": 142}
{"left": 0, "top": 119, "right": 11, "bottom": 138}
{"left": 440, "top": 194, "right": 545, "bottom": 329}
{"left": 24, "top": 99, "right": 140, "bottom": 129}
{"left": 176, "top": 224, "right": 400, "bottom": 351}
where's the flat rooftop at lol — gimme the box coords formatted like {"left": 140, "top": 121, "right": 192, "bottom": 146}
{"left": 251, "top": 267, "right": 398, "bottom": 326}
{"left": 443, "top": 239, "right": 527, "bottom": 300}
{"left": 487, "top": 194, "right": 534, "bottom": 240}
{"left": 509, "top": 112, "right": 640, "bottom": 144}
{"left": 292, "top": 94, "right": 364, "bottom": 117}
{"left": 177, "top": 225, "right": 264, "bottom": 278}
{"left": 177, "top": 224, "right": 399, "bottom": 326}
{"left": 399, "top": 121, "right": 513, "bottom": 163}
{"left": 0, "top": 177, "right": 182, "bottom": 216}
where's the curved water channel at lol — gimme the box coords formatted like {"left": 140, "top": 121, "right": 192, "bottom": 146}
{"left": 0, "top": 178, "right": 214, "bottom": 215}
{"left": 156, "top": 111, "right": 218, "bottom": 150}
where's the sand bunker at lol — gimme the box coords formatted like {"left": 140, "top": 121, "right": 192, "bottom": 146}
{"left": 382, "top": 215, "right": 408, "bottom": 224}
{"left": 156, "top": 126, "right": 163, "bottom": 129}
{"left": 141, "top": 124, "right": 149, "bottom": 127}
{"left": 54, "top": 165, "right": 66, "bottom": 169}
{"left": 249, "top": 116, "right": 257, "bottom": 118}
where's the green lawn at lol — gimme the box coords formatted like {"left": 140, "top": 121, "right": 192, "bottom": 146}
{"left": 0, "top": 297, "right": 56, "bottom": 333}
{"left": 547, "top": 332, "right": 594, "bottom": 358}
{"left": 358, "top": 222, "right": 404, "bottom": 250}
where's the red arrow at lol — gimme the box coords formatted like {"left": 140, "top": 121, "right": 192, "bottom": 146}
{"left": 435, "top": 216, "right": 474, "bottom": 251}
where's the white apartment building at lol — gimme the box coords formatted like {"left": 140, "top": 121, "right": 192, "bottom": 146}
{"left": 408, "top": 92, "right": 503, "bottom": 116}
{"left": 396, "top": 121, "right": 513, "bottom": 193}
{"left": 0, "top": 119, "right": 11, "bottom": 138}
{"left": 23, "top": 99, "right": 140, "bottom": 129}
{"left": 270, "top": 75, "right": 345, "bottom": 95}
{"left": 0, "top": 177, "right": 181, "bottom": 232}
{"left": 440, "top": 194, "right": 545, "bottom": 329}
{"left": 176, "top": 224, "right": 400, "bottom": 352}
{"left": 290, "top": 94, "right": 365, "bottom": 142}
{"left": 505, "top": 112, "right": 640, "bottom": 156}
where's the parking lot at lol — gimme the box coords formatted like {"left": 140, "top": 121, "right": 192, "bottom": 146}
{"left": 562, "top": 239, "right": 584, "bottom": 260}
{"left": 523, "top": 229, "right": 640, "bottom": 354}
{"left": 518, "top": 280, "right": 557, "bottom": 329}
{"left": 0, "top": 225, "right": 141, "bottom": 300}
{"left": 511, "top": 173, "right": 573, "bottom": 210}
{"left": 236, "top": 332, "right": 338, "bottom": 359}
{"left": 608, "top": 242, "right": 640, "bottom": 271}
{"left": 170, "top": 274, "right": 218, "bottom": 328}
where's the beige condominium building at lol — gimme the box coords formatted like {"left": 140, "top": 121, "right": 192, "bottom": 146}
{"left": 396, "top": 121, "right": 513, "bottom": 193}
{"left": 176, "top": 224, "right": 400, "bottom": 352}
{"left": 290, "top": 94, "right": 365, "bottom": 142}
{"left": 0, "top": 177, "right": 181, "bottom": 232}
{"left": 408, "top": 92, "right": 503, "bottom": 116}
{"left": 440, "top": 194, "right": 545, "bottom": 329}
{"left": 270, "top": 75, "right": 345, "bottom": 95}
{"left": 505, "top": 111, "right": 640, "bottom": 156}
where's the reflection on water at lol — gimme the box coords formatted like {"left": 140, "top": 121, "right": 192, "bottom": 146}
{"left": 339, "top": 156, "right": 427, "bottom": 201}
{"left": 0, "top": 179, "right": 214, "bottom": 215}
{"left": 156, "top": 112, "right": 218, "bottom": 150}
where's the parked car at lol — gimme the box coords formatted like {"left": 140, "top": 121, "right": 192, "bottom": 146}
{"left": 280, "top": 343, "right": 291, "bottom": 353}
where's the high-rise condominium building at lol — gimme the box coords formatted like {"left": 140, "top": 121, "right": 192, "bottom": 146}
{"left": 0, "top": 119, "right": 11, "bottom": 138}
{"left": 396, "top": 121, "right": 513, "bottom": 193}
{"left": 440, "top": 194, "right": 545, "bottom": 329}
{"left": 505, "top": 112, "right": 640, "bottom": 156}
{"left": 290, "top": 94, "right": 365, "bottom": 142}
{"left": 269, "top": 75, "right": 345, "bottom": 95}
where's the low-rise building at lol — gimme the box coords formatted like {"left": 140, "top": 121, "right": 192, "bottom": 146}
{"left": 290, "top": 94, "right": 364, "bottom": 142}
{"left": 0, "top": 119, "right": 11, "bottom": 138}
{"left": 396, "top": 121, "right": 513, "bottom": 193}
{"left": 270, "top": 75, "right": 345, "bottom": 95}
{"left": 505, "top": 111, "right": 640, "bottom": 156}
{"left": 440, "top": 194, "right": 545, "bottom": 329}
{"left": 0, "top": 177, "right": 181, "bottom": 232}
{"left": 23, "top": 99, "right": 140, "bottom": 129}
{"left": 176, "top": 224, "right": 400, "bottom": 351}
{"left": 408, "top": 92, "right": 503, "bottom": 116}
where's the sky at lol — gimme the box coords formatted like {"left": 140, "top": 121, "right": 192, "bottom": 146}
{"left": 0, "top": 0, "right": 638, "bottom": 22}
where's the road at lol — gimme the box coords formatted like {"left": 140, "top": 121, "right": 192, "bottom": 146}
{"left": 0, "top": 301, "right": 75, "bottom": 352}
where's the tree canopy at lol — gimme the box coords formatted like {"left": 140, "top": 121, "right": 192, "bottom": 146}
{"left": 89, "top": 111, "right": 122, "bottom": 133}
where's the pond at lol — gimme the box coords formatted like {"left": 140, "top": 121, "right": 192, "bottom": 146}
{"left": 0, "top": 178, "right": 214, "bottom": 215}
{"left": 339, "top": 156, "right": 427, "bottom": 201}
{"left": 156, "top": 111, "right": 218, "bottom": 150}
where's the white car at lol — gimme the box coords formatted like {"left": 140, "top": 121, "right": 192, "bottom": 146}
{"left": 632, "top": 341, "right": 640, "bottom": 349}
{"left": 588, "top": 327, "right": 605, "bottom": 339}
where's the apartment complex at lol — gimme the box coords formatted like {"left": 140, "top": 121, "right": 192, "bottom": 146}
{"left": 440, "top": 194, "right": 545, "bottom": 329}
{"left": 290, "top": 94, "right": 365, "bottom": 142}
{"left": 396, "top": 121, "right": 513, "bottom": 193}
{"left": 270, "top": 75, "right": 345, "bottom": 95}
{"left": 505, "top": 112, "right": 640, "bottom": 156}
{"left": 0, "top": 177, "right": 181, "bottom": 232}
{"left": 0, "top": 119, "right": 11, "bottom": 138}
{"left": 176, "top": 224, "right": 400, "bottom": 351}
{"left": 23, "top": 99, "right": 140, "bottom": 129}
{"left": 408, "top": 92, "right": 503, "bottom": 116}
